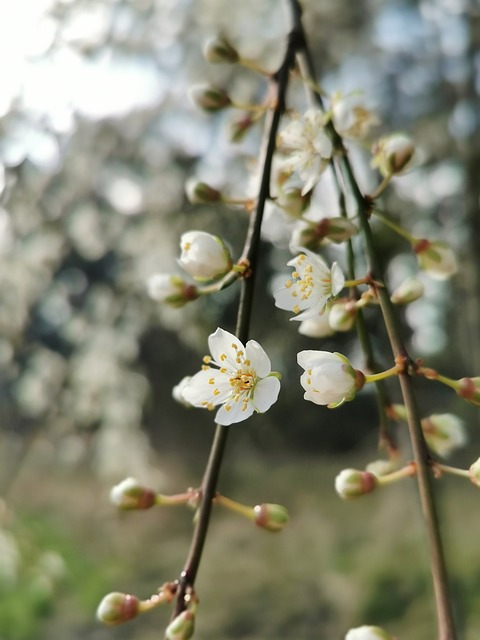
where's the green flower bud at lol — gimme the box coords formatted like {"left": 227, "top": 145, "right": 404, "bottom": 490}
{"left": 414, "top": 239, "right": 457, "bottom": 280}
{"left": 335, "top": 469, "right": 378, "bottom": 500}
{"left": 97, "top": 592, "right": 140, "bottom": 625}
{"left": 203, "top": 35, "right": 239, "bottom": 64}
{"left": 165, "top": 609, "right": 195, "bottom": 640}
{"left": 253, "top": 503, "right": 289, "bottom": 532}
{"left": 188, "top": 84, "right": 232, "bottom": 112}
{"left": 390, "top": 276, "right": 425, "bottom": 304}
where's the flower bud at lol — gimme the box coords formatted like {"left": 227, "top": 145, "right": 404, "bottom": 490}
{"left": 110, "top": 477, "right": 157, "bottom": 510}
{"left": 371, "top": 134, "right": 415, "bottom": 176}
{"left": 188, "top": 84, "right": 232, "bottom": 112}
{"left": 165, "top": 609, "right": 195, "bottom": 640}
{"left": 469, "top": 457, "right": 480, "bottom": 487}
{"left": 178, "top": 230, "right": 232, "bottom": 282}
{"left": 277, "top": 187, "right": 312, "bottom": 219}
{"left": 345, "top": 625, "right": 393, "bottom": 640}
{"left": 389, "top": 403, "right": 407, "bottom": 421}
{"left": 331, "top": 93, "right": 378, "bottom": 139}
{"left": 229, "top": 113, "right": 255, "bottom": 143}
{"left": 97, "top": 592, "right": 140, "bottom": 625}
{"left": 323, "top": 217, "right": 358, "bottom": 243}
{"left": 414, "top": 239, "right": 457, "bottom": 280}
{"left": 203, "top": 35, "right": 239, "bottom": 64}
{"left": 297, "top": 350, "right": 363, "bottom": 408}
{"left": 457, "top": 376, "right": 480, "bottom": 406}
{"left": 328, "top": 301, "right": 357, "bottom": 332}
{"left": 298, "top": 312, "right": 335, "bottom": 338}
{"left": 421, "top": 413, "right": 467, "bottom": 458}
{"left": 185, "top": 179, "right": 222, "bottom": 205}
{"left": 335, "top": 469, "right": 378, "bottom": 500}
{"left": 147, "top": 273, "right": 198, "bottom": 307}
{"left": 253, "top": 503, "right": 289, "bottom": 532}
{"left": 390, "top": 276, "right": 425, "bottom": 304}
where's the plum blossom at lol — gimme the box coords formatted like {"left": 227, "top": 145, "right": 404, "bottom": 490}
{"left": 274, "top": 247, "right": 345, "bottom": 321}
{"left": 297, "top": 350, "right": 362, "bottom": 408}
{"left": 278, "top": 109, "right": 332, "bottom": 194}
{"left": 181, "top": 328, "right": 280, "bottom": 426}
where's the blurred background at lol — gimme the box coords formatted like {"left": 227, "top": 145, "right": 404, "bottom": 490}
{"left": 1, "top": 0, "right": 480, "bottom": 638}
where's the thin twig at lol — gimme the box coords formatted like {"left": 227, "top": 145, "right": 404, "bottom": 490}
{"left": 171, "top": 24, "right": 299, "bottom": 621}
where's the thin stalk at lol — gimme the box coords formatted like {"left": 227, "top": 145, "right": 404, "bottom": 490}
{"left": 171, "top": 25, "right": 299, "bottom": 620}
{"left": 288, "top": 1, "right": 457, "bottom": 637}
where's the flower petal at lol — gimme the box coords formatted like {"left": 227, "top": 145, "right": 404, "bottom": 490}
{"left": 181, "top": 369, "right": 230, "bottom": 407}
{"left": 208, "top": 327, "right": 243, "bottom": 369}
{"left": 297, "top": 350, "right": 340, "bottom": 370}
{"left": 245, "top": 340, "right": 271, "bottom": 377}
{"left": 252, "top": 376, "right": 281, "bottom": 412}
{"left": 215, "top": 397, "right": 255, "bottom": 425}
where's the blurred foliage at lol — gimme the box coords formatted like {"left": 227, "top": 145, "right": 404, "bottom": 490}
{"left": 1, "top": 0, "right": 480, "bottom": 638}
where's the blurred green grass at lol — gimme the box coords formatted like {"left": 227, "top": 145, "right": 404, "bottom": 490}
{"left": 2, "top": 449, "right": 480, "bottom": 639}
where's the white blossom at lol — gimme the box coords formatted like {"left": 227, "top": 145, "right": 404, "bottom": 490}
{"left": 178, "top": 230, "right": 232, "bottom": 281}
{"left": 297, "top": 350, "right": 360, "bottom": 408}
{"left": 181, "top": 328, "right": 280, "bottom": 426}
{"left": 274, "top": 247, "right": 345, "bottom": 321}
{"left": 414, "top": 239, "right": 457, "bottom": 280}
{"left": 331, "top": 93, "right": 378, "bottom": 139}
{"left": 278, "top": 109, "right": 332, "bottom": 194}
{"left": 345, "top": 625, "right": 393, "bottom": 640}
{"left": 421, "top": 413, "right": 467, "bottom": 458}
{"left": 371, "top": 133, "right": 415, "bottom": 176}
{"left": 298, "top": 312, "right": 335, "bottom": 338}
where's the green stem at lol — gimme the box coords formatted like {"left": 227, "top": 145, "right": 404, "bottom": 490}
{"left": 364, "top": 365, "right": 400, "bottom": 383}
{"left": 289, "top": 2, "right": 457, "bottom": 637}
{"left": 435, "top": 463, "right": 470, "bottom": 480}
{"left": 373, "top": 208, "right": 416, "bottom": 243}
{"left": 171, "top": 22, "right": 299, "bottom": 620}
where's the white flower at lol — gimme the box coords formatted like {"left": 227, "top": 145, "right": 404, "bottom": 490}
{"left": 278, "top": 109, "right": 332, "bottom": 194}
{"left": 181, "top": 328, "right": 281, "bottom": 426}
{"left": 274, "top": 247, "right": 345, "bottom": 321}
{"left": 345, "top": 625, "right": 393, "bottom": 640}
{"left": 178, "top": 230, "right": 232, "bottom": 282}
{"left": 414, "top": 239, "right": 457, "bottom": 280}
{"left": 297, "top": 350, "right": 361, "bottom": 408}
{"left": 421, "top": 413, "right": 467, "bottom": 458}
{"left": 331, "top": 93, "right": 378, "bottom": 139}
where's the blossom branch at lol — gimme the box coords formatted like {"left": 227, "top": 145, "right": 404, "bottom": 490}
{"left": 288, "top": 1, "right": 457, "bottom": 638}
{"left": 171, "top": 24, "right": 299, "bottom": 621}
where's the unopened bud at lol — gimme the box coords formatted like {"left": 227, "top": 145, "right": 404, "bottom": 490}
{"left": 276, "top": 187, "right": 312, "bottom": 219}
{"left": 323, "top": 217, "right": 358, "bottom": 243}
{"left": 178, "top": 230, "right": 232, "bottom": 282}
{"left": 203, "top": 35, "right": 239, "bottom": 64}
{"left": 185, "top": 179, "right": 222, "bottom": 205}
{"left": 328, "top": 301, "right": 356, "bottom": 332}
{"left": 414, "top": 239, "right": 457, "bottom": 280}
{"left": 229, "top": 113, "right": 255, "bottom": 143}
{"left": 457, "top": 376, "right": 480, "bottom": 406}
{"left": 469, "top": 457, "right": 480, "bottom": 486}
{"left": 165, "top": 609, "right": 195, "bottom": 640}
{"left": 147, "top": 273, "right": 198, "bottom": 307}
{"left": 389, "top": 404, "right": 407, "bottom": 421}
{"left": 188, "top": 84, "right": 232, "bottom": 112}
{"left": 335, "top": 469, "right": 378, "bottom": 500}
{"left": 421, "top": 413, "right": 467, "bottom": 458}
{"left": 110, "top": 477, "right": 157, "bottom": 510}
{"left": 390, "top": 276, "right": 425, "bottom": 304}
{"left": 345, "top": 625, "right": 394, "bottom": 640}
{"left": 371, "top": 134, "right": 415, "bottom": 177}
{"left": 298, "top": 313, "right": 335, "bottom": 338}
{"left": 97, "top": 592, "right": 140, "bottom": 625}
{"left": 253, "top": 503, "right": 289, "bottom": 532}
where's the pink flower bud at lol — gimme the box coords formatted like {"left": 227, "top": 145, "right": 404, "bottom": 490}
{"left": 203, "top": 35, "right": 239, "bottom": 64}
{"left": 253, "top": 503, "right": 289, "bottom": 532}
{"left": 188, "top": 84, "right": 232, "bottom": 112}
{"left": 335, "top": 469, "right": 378, "bottom": 500}
{"left": 96, "top": 592, "right": 140, "bottom": 625}
{"left": 110, "top": 477, "right": 157, "bottom": 510}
